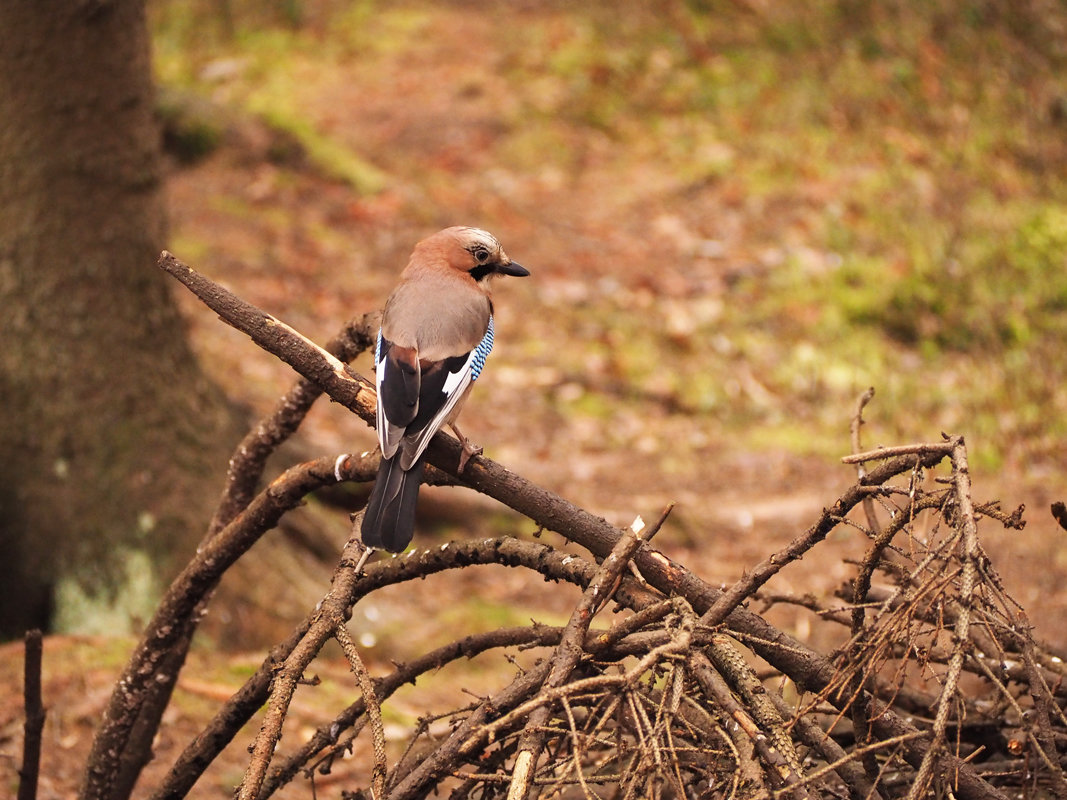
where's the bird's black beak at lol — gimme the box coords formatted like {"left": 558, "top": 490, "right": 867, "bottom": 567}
{"left": 496, "top": 261, "right": 530, "bottom": 277}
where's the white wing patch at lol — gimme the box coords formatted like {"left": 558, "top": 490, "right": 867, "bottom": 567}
{"left": 442, "top": 364, "right": 467, "bottom": 396}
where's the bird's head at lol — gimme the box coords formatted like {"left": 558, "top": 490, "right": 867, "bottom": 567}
{"left": 421, "top": 226, "right": 530, "bottom": 283}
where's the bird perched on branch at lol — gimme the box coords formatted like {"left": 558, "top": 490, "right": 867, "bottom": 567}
{"left": 361, "top": 227, "right": 530, "bottom": 553}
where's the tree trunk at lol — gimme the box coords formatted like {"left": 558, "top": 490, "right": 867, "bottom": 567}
{"left": 0, "top": 0, "right": 240, "bottom": 638}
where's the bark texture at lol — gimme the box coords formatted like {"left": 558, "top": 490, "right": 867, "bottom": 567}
{"left": 0, "top": 0, "right": 238, "bottom": 637}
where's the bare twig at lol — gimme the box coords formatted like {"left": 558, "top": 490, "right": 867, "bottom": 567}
{"left": 764, "top": 688, "right": 885, "bottom": 800}
{"left": 688, "top": 650, "right": 809, "bottom": 799}
{"left": 842, "top": 441, "right": 955, "bottom": 464}
{"left": 1018, "top": 629, "right": 1067, "bottom": 795}
{"left": 906, "top": 437, "right": 980, "bottom": 800}
{"left": 699, "top": 451, "right": 949, "bottom": 629}
{"left": 237, "top": 521, "right": 386, "bottom": 800}
{"left": 844, "top": 489, "right": 944, "bottom": 783}
{"left": 705, "top": 633, "right": 805, "bottom": 784}
{"left": 18, "top": 630, "right": 45, "bottom": 800}
{"left": 263, "top": 625, "right": 566, "bottom": 798}
{"left": 850, "top": 386, "right": 883, "bottom": 536}
{"left": 507, "top": 516, "right": 650, "bottom": 800}
{"left": 388, "top": 661, "right": 554, "bottom": 800}
{"left": 333, "top": 622, "right": 386, "bottom": 799}
{"left": 771, "top": 733, "right": 922, "bottom": 799}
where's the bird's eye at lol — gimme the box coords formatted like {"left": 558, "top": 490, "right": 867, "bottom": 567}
{"left": 473, "top": 246, "right": 491, "bottom": 263}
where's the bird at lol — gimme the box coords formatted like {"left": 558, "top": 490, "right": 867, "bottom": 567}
{"left": 360, "top": 226, "right": 529, "bottom": 553}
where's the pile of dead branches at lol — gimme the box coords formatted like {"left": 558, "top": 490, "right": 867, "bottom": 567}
{"left": 32, "top": 254, "right": 1066, "bottom": 800}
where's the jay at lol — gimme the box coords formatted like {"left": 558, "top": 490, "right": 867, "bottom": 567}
{"left": 361, "top": 227, "right": 529, "bottom": 553}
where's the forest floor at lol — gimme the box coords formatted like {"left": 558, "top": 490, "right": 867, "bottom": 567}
{"left": 5, "top": 2, "right": 1067, "bottom": 798}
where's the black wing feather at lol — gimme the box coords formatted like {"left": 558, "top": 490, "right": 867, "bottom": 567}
{"left": 379, "top": 339, "right": 420, "bottom": 428}
{"left": 409, "top": 351, "right": 471, "bottom": 433}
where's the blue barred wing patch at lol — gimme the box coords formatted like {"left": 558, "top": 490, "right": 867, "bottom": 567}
{"left": 470, "top": 316, "right": 495, "bottom": 381}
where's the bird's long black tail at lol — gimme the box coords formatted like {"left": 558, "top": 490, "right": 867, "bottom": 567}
{"left": 361, "top": 453, "right": 426, "bottom": 552}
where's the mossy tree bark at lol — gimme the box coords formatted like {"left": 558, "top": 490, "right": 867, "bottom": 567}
{"left": 0, "top": 0, "right": 240, "bottom": 638}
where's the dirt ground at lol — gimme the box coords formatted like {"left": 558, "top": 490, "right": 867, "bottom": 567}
{"left": 4, "top": 5, "right": 1067, "bottom": 797}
